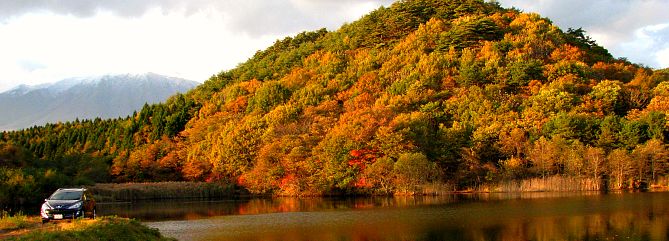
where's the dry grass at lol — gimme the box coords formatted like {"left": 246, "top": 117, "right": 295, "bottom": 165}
{"left": 478, "top": 176, "right": 604, "bottom": 193}
{"left": 90, "top": 181, "right": 235, "bottom": 202}
{"left": 0, "top": 212, "right": 39, "bottom": 234}
{"left": 650, "top": 177, "right": 669, "bottom": 189}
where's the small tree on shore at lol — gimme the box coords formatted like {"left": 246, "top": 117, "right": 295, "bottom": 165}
{"left": 364, "top": 157, "right": 395, "bottom": 194}
{"left": 632, "top": 139, "right": 668, "bottom": 185}
{"left": 393, "top": 152, "right": 435, "bottom": 193}
{"left": 607, "top": 149, "right": 633, "bottom": 189}
{"left": 584, "top": 146, "right": 606, "bottom": 179}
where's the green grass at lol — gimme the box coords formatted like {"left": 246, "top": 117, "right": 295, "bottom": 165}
{"left": 2, "top": 216, "right": 174, "bottom": 241}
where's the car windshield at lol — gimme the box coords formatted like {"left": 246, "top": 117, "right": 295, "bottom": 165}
{"left": 49, "top": 190, "right": 82, "bottom": 200}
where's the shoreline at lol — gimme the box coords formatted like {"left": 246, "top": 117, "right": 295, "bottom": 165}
{"left": 87, "top": 177, "right": 668, "bottom": 203}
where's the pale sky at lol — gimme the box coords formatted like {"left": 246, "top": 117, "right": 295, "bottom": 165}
{"left": 0, "top": 0, "right": 667, "bottom": 92}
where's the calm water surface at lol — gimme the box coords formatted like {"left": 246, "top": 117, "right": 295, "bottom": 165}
{"left": 99, "top": 192, "right": 669, "bottom": 241}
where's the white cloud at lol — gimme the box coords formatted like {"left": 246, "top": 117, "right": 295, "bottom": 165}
{"left": 0, "top": 1, "right": 393, "bottom": 92}
{"left": 0, "top": 10, "right": 280, "bottom": 91}
{"left": 658, "top": 48, "right": 669, "bottom": 68}
{"left": 616, "top": 23, "right": 669, "bottom": 67}
{"left": 0, "top": 0, "right": 394, "bottom": 36}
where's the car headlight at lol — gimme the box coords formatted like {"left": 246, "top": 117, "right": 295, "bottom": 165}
{"left": 41, "top": 203, "right": 51, "bottom": 218}
{"left": 69, "top": 202, "right": 82, "bottom": 209}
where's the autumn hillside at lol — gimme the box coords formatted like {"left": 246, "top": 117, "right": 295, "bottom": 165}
{"left": 2, "top": 0, "right": 669, "bottom": 202}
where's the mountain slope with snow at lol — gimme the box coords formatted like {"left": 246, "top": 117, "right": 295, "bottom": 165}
{"left": 0, "top": 73, "right": 198, "bottom": 130}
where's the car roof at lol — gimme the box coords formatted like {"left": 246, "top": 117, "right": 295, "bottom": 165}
{"left": 55, "top": 188, "right": 86, "bottom": 192}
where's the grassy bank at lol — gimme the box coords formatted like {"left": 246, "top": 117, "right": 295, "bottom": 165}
{"left": 90, "top": 181, "right": 237, "bottom": 202}
{"left": 0, "top": 214, "right": 174, "bottom": 241}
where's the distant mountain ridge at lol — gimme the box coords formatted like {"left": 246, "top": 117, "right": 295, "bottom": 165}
{"left": 0, "top": 73, "right": 198, "bottom": 130}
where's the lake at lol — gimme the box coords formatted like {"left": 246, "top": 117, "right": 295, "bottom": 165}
{"left": 98, "top": 192, "right": 669, "bottom": 241}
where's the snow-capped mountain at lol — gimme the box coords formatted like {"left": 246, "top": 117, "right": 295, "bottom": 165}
{"left": 0, "top": 73, "right": 199, "bottom": 130}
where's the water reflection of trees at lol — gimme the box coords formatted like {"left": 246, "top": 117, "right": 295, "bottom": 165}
{"left": 100, "top": 192, "right": 612, "bottom": 221}
{"left": 107, "top": 193, "right": 669, "bottom": 240}
{"left": 455, "top": 194, "right": 669, "bottom": 241}
{"left": 485, "top": 211, "right": 669, "bottom": 241}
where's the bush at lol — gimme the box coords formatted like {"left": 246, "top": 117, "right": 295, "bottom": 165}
{"left": 393, "top": 152, "right": 436, "bottom": 193}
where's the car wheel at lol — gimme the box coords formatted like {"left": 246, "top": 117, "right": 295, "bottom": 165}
{"left": 42, "top": 219, "right": 49, "bottom": 224}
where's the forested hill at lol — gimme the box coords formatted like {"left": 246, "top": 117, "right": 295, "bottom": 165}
{"left": 2, "top": 0, "right": 669, "bottom": 201}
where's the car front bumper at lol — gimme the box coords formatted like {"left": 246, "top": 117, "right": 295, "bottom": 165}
{"left": 42, "top": 209, "right": 83, "bottom": 220}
